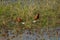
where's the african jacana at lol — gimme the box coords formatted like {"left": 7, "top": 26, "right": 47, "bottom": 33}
{"left": 34, "top": 13, "right": 39, "bottom": 20}
{"left": 16, "top": 17, "right": 22, "bottom": 22}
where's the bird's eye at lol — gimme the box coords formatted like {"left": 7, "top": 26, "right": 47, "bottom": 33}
{"left": 21, "top": 22, "right": 25, "bottom": 24}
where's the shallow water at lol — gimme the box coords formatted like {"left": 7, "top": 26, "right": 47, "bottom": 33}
{"left": 0, "top": 27, "right": 60, "bottom": 40}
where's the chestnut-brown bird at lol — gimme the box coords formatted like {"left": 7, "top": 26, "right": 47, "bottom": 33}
{"left": 34, "top": 13, "right": 39, "bottom": 20}
{"left": 16, "top": 17, "right": 22, "bottom": 22}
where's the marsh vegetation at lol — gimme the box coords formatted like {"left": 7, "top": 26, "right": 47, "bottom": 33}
{"left": 0, "top": 0, "right": 60, "bottom": 40}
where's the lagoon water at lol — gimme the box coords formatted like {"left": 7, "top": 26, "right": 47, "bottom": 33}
{"left": 13, "top": 30, "right": 60, "bottom": 40}
{"left": 0, "top": 28, "right": 60, "bottom": 40}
